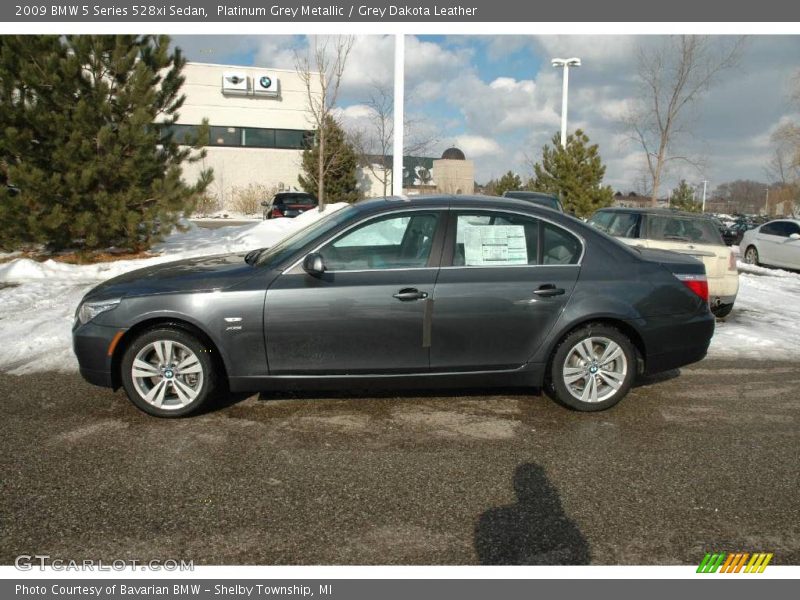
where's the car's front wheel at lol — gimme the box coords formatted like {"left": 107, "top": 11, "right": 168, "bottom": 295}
{"left": 120, "top": 327, "right": 218, "bottom": 417}
{"left": 744, "top": 245, "right": 760, "bottom": 266}
{"left": 547, "top": 325, "right": 636, "bottom": 411}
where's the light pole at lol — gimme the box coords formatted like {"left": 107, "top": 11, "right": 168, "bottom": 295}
{"left": 701, "top": 179, "right": 708, "bottom": 213}
{"left": 551, "top": 57, "right": 581, "bottom": 147}
{"left": 392, "top": 34, "right": 405, "bottom": 197}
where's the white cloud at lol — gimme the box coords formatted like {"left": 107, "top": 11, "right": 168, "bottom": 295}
{"left": 450, "top": 135, "right": 502, "bottom": 158}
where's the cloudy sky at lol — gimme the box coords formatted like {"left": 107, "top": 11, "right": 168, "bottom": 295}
{"left": 172, "top": 34, "right": 800, "bottom": 194}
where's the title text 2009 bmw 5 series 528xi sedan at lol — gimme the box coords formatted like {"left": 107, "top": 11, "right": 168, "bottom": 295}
{"left": 73, "top": 195, "right": 715, "bottom": 417}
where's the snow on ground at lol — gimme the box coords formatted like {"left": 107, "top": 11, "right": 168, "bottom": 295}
{"left": 0, "top": 212, "right": 797, "bottom": 375}
{"left": 0, "top": 204, "right": 347, "bottom": 374}
{"left": 708, "top": 262, "right": 800, "bottom": 360}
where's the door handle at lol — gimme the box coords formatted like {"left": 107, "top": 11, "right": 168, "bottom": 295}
{"left": 393, "top": 288, "right": 428, "bottom": 301}
{"left": 533, "top": 284, "right": 565, "bottom": 298}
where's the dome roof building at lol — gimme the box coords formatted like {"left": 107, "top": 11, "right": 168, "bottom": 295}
{"left": 441, "top": 147, "right": 466, "bottom": 161}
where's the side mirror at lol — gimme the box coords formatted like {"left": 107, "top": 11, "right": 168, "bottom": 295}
{"left": 790, "top": 233, "right": 800, "bottom": 241}
{"left": 260, "top": 200, "right": 269, "bottom": 207}
{"left": 302, "top": 252, "right": 326, "bottom": 276}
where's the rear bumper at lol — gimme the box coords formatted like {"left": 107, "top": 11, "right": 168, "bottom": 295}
{"left": 639, "top": 311, "right": 715, "bottom": 375}
{"left": 72, "top": 321, "right": 124, "bottom": 389}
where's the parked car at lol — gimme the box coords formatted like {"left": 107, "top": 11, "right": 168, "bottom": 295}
{"left": 73, "top": 195, "right": 714, "bottom": 417}
{"left": 587, "top": 207, "right": 739, "bottom": 318}
{"left": 262, "top": 192, "right": 317, "bottom": 219}
{"left": 503, "top": 191, "right": 564, "bottom": 212}
{"left": 740, "top": 219, "right": 800, "bottom": 270}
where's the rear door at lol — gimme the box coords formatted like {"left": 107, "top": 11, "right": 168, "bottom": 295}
{"left": 429, "top": 210, "right": 581, "bottom": 371}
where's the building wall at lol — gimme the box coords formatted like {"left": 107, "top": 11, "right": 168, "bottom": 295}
{"left": 177, "top": 62, "right": 321, "bottom": 210}
{"left": 432, "top": 159, "right": 474, "bottom": 195}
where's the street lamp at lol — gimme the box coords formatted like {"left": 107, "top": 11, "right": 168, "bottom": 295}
{"left": 551, "top": 57, "right": 581, "bottom": 148}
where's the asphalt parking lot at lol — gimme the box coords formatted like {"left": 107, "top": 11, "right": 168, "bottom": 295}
{"left": 1, "top": 359, "right": 798, "bottom": 566}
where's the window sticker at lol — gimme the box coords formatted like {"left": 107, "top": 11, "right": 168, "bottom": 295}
{"left": 463, "top": 225, "right": 528, "bottom": 266}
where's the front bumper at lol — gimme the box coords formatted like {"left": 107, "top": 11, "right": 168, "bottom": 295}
{"left": 72, "top": 321, "right": 125, "bottom": 389}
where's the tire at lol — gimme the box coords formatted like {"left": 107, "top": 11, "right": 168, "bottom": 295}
{"left": 546, "top": 324, "right": 636, "bottom": 412}
{"left": 744, "top": 246, "right": 760, "bottom": 266}
{"left": 711, "top": 303, "right": 734, "bottom": 319}
{"left": 120, "top": 327, "right": 218, "bottom": 417}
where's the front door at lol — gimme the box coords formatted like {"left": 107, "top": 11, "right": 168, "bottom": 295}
{"left": 265, "top": 210, "right": 444, "bottom": 375}
{"left": 430, "top": 210, "right": 581, "bottom": 371}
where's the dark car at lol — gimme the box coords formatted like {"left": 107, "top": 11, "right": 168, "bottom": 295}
{"left": 262, "top": 192, "right": 317, "bottom": 219}
{"left": 503, "top": 191, "right": 564, "bottom": 212}
{"left": 73, "top": 195, "right": 714, "bottom": 417}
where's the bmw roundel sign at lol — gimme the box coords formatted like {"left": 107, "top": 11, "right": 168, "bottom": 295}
{"left": 259, "top": 76, "right": 272, "bottom": 89}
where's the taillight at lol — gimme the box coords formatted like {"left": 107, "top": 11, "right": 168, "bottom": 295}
{"left": 728, "top": 250, "right": 737, "bottom": 271}
{"left": 271, "top": 208, "right": 283, "bottom": 217}
{"left": 675, "top": 273, "right": 709, "bottom": 303}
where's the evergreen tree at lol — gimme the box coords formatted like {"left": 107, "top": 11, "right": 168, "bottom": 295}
{"left": 670, "top": 179, "right": 702, "bottom": 212}
{"left": 493, "top": 171, "right": 523, "bottom": 197}
{"left": 299, "top": 115, "right": 360, "bottom": 204}
{"left": 0, "top": 35, "right": 211, "bottom": 252}
{"left": 532, "top": 129, "right": 614, "bottom": 218}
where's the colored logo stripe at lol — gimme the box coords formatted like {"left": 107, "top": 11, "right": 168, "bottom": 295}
{"left": 697, "top": 552, "right": 773, "bottom": 573}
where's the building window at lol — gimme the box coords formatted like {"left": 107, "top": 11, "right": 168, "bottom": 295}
{"left": 163, "top": 124, "right": 313, "bottom": 150}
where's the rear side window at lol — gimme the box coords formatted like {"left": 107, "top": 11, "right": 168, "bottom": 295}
{"left": 454, "top": 212, "right": 540, "bottom": 266}
{"left": 589, "top": 212, "right": 640, "bottom": 238}
{"left": 542, "top": 222, "right": 581, "bottom": 265}
{"left": 646, "top": 215, "right": 723, "bottom": 245}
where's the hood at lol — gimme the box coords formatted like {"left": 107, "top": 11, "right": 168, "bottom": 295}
{"left": 84, "top": 253, "right": 258, "bottom": 301}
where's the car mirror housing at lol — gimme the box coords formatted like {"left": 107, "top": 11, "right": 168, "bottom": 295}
{"left": 302, "top": 253, "right": 326, "bottom": 276}
{"left": 790, "top": 233, "right": 800, "bottom": 241}
{"left": 260, "top": 200, "right": 269, "bottom": 207}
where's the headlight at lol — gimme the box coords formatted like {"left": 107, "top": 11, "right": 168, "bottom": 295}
{"left": 77, "top": 298, "right": 121, "bottom": 325}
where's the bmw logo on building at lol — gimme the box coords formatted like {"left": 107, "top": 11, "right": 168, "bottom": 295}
{"left": 259, "top": 76, "right": 272, "bottom": 89}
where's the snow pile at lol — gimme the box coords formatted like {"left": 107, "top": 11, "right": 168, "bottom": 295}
{"left": 0, "top": 204, "right": 347, "bottom": 374}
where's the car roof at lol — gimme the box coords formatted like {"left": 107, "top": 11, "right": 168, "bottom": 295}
{"left": 353, "top": 194, "right": 571, "bottom": 217}
{"left": 594, "top": 206, "right": 715, "bottom": 219}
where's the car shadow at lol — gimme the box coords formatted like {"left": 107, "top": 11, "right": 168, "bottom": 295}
{"left": 633, "top": 368, "right": 681, "bottom": 389}
{"left": 474, "top": 463, "right": 591, "bottom": 565}
{"left": 254, "top": 386, "right": 542, "bottom": 402}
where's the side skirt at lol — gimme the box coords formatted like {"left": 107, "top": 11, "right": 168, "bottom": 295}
{"left": 228, "top": 363, "right": 546, "bottom": 393}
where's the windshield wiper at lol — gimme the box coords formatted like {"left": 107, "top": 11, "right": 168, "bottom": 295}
{"left": 244, "top": 248, "right": 264, "bottom": 265}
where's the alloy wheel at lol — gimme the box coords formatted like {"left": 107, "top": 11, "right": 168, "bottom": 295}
{"left": 130, "top": 340, "right": 204, "bottom": 410}
{"left": 562, "top": 336, "right": 628, "bottom": 403}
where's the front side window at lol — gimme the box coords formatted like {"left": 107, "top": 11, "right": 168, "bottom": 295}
{"left": 319, "top": 213, "right": 439, "bottom": 271}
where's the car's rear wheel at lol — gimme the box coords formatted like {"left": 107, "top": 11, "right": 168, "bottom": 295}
{"left": 547, "top": 325, "right": 636, "bottom": 412}
{"left": 711, "top": 303, "right": 734, "bottom": 319}
{"left": 744, "top": 246, "right": 760, "bottom": 266}
{"left": 120, "top": 327, "right": 217, "bottom": 417}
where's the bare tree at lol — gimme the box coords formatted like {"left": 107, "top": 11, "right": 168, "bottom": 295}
{"left": 350, "top": 80, "right": 439, "bottom": 197}
{"left": 624, "top": 36, "right": 745, "bottom": 204}
{"left": 295, "top": 35, "right": 354, "bottom": 210}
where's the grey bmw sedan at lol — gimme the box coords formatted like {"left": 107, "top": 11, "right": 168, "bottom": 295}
{"left": 73, "top": 195, "right": 714, "bottom": 417}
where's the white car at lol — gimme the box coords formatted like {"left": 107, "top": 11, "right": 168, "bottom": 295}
{"left": 740, "top": 219, "right": 800, "bottom": 270}
{"left": 588, "top": 208, "right": 739, "bottom": 318}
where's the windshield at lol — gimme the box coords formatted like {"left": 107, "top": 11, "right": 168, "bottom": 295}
{"left": 647, "top": 215, "right": 724, "bottom": 245}
{"left": 255, "top": 206, "right": 357, "bottom": 267}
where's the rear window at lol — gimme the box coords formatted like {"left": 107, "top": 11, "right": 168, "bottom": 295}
{"left": 275, "top": 194, "right": 316, "bottom": 206}
{"left": 646, "top": 215, "right": 723, "bottom": 245}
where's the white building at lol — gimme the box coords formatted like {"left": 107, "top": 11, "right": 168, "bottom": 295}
{"left": 175, "top": 62, "right": 321, "bottom": 210}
